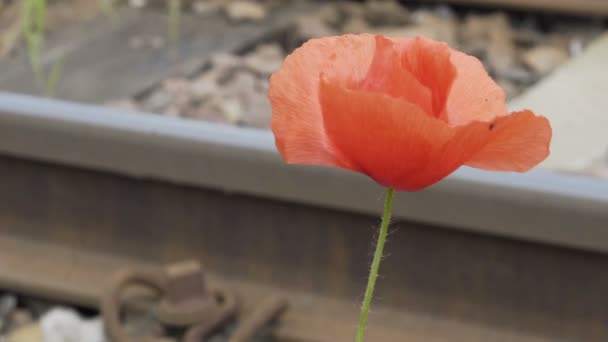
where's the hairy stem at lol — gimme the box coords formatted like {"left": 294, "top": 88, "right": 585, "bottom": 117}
{"left": 356, "top": 187, "right": 395, "bottom": 342}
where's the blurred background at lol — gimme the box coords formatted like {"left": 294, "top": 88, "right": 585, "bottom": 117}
{"left": 0, "top": 0, "right": 607, "bottom": 341}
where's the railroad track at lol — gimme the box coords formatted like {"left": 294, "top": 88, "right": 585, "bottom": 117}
{"left": 0, "top": 1, "right": 607, "bottom": 341}
{"left": 0, "top": 108, "right": 607, "bottom": 341}
{"left": 444, "top": 0, "right": 608, "bottom": 16}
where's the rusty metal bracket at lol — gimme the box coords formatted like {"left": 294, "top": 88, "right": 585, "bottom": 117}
{"left": 101, "top": 266, "right": 167, "bottom": 342}
{"left": 182, "top": 296, "right": 237, "bottom": 342}
{"left": 155, "top": 261, "right": 235, "bottom": 326}
{"left": 184, "top": 296, "right": 287, "bottom": 342}
{"left": 228, "top": 296, "right": 288, "bottom": 342}
{"left": 101, "top": 260, "right": 237, "bottom": 342}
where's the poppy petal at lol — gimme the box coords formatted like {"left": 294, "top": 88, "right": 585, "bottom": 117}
{"left": 400, "top": 36, "right": 456, "bottom": 118}
{"left": 319, "top": 77, "right": 455, "bottom": 191}
{"left": 445, "top": 50, "right": 508, "bottom": 126}
{"left": 465, "top": 110, "right": 552, "bottom": 171}
{"left": 418, "top": 121, "right": 496, "bottom": 184}
{"left": 269, "top": 35, "right": 376, "bottom": 167}
{"left": 359, "top": 35, "right": 433, "bottom": 115}
{"left": 269, "top": 34, "right": 552, "bottom": 192}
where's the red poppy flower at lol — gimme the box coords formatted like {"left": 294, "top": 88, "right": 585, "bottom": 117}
{"left": 269, "top": 34, "right": 551, "bottom": 191}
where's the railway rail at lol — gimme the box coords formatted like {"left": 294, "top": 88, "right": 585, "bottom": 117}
{"left": 0, "top": 0, "right": 607, "bottom": 341}
{"left": 444, "top": 0, "right": 608, "bottom": 16}
{"left": 1, "top": 92, "right": 608, "bottom": 341}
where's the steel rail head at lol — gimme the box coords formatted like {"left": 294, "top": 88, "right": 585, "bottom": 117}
{"left": 1, "top": 92, "right": 608, "bottom": 252}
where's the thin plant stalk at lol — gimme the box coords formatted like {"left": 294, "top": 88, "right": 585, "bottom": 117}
{"left": 21, "top": 0, "right": 64, "bottom": 96}
{"left": 168, "top": 0, "right": 181, "bottom": 51}
{"left": 99, "top": 0, "right": 115, "bottom": 16}
{"left": 356, "top": 187, "right": 395, "bottom": 342}
{"left": 44, "top": 56, "right": 64, "bottom": 97}
{"left": 22, "top": 0, "right": 47, "bottom": 84}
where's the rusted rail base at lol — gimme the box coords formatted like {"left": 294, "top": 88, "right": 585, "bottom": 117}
{"left": 1, "top": 155, "right": 608, "bottom": 341}
{"left": 0, "top": 235, "right": 445, "bottom": 341}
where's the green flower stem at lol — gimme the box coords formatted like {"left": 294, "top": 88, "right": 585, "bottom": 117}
{"left": 356, "top": 187, "right": 395, "bottom": 342}
{"left": 168, "top": 0, "right": 181, "bottom": 50}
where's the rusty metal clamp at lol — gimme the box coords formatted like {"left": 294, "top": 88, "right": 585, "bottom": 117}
{"left": 156, "top": 261, "right": 236, "bottom": 326}
{"left": 184, "top": 296, "right": 288, "bottom": 342}
{"left": 227, "top": 296, "right": 288, "bottom": 342}
{"left": 101, "top": 260, "right": 237, "bottom": 342}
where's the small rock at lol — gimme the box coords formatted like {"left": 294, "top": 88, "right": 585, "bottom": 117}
{"left": 108, "top": 98, "right": 140, "bottom": 112}
{"left": 163, "top": 78, "right": 191, "bottom": 95}
{"left": 190, "top": 77, "right": 219, "bottom": 98}
{"left": 21, "top": 298, "right": 53, "bottom": 318}
{"left": 208, "top": 53, "right": 244, "bottom": 84}
{"left": 244, "top": 43, "right": 284, "bottom": 75}
{"left": 210, "top": 52, "right": 243, "bottom": 70}
{"left": 513, "top": 28, "right": 545, "bottom": 47}
{"left": 433, "top": 4, "right": 455, "bottom": 19}
{"left": 317, "top": 3, "right": 341, "bottom": 27}
{"left": 123, "top": 309, "right": 165, "bottom": 338}
{"left": 40, "top": 307, "right": 105, "bottom": 342}
{"left": 0, "top": 1, "right": 23, "bottom": 58}
{"left": 6, "top": 323, "right": 42, "bottom": 342}
{"left": 163, "top": 104, "right": 182, "bottom": 117}
{"left": 207, "top": 335, "right": 226, "bottom": 342}
{"left": 487, "top": 40, "right": 516, "bottom": 77}
{"left": 484, "top": 14, "right": 517, "bottom": 77}
{"left": 222, "top": 70, "right": 265, "bottom": 125}
{"left": 486, "top": 12, "right": 512, "bottom": 37}
{"left": 581, "top": 149, "right": 608, "bottom": 178}
{"left": 149, "top": 35, "right": 166, "bottom": 49}
{"left": 190, "top": 95, "right": 242, "bottom": 124}
{"left": 341, "top": 16, "right": 370, "bottom": 34}
{"left": 163, "top": 78, "right": 192, "bottom": 109}
{"left": 128, "top": 36, "right": 146, "bottom": 50}
{"left": 337, "top": 2, "right": 365, "bottom": 19}
{"left": 251, "top": 43, "right": 284, "bottom": 62}
{"left": 569, "top": 37, "right": 585, "bottom": 57}
{"left": 128, "top": 0, "right": 146, "bottom": 9}
{"left": 374, "top": 14, "right": 456, "bottom": 46}
{"left": 501, "top": 65, "right": 537, "bottom": 84}
{"left": 546, "top": 34, "right": 571, "bottom": 52}
{"left": 144, "top": 90, "right": 172, "bottom": 112}
{"left": 254, "top": 77, "right": 269, "bottom": 93}
{"left": 364, "top": 0, "right": 410, "bottom": 26}
{"left": 584, "top": 160, "right": 608, "bottom": 179}
{"left": 128, "top": 35, "right": 166, "bottom": 50}
{"left": 496, "top": 79, "right": 520, "bottom": 99}
{"left": 6, "top": 309, "right": 34, "bottom": 332}
{"left": 215, "top": 96, "right": 243, "bottom": 124}
{"left": 373, "top": 25, "right": 434, "bottom": 39}
{"left": 240, "top": 92, "right": 272, "bottom": 128}
{"left": 0, "top": 295, "right": 17, "bottom": 333}
{"left": 461, "top": 12, "right": 513, "bottom": 61}
{"left": 225, "top": 1, "right": 267, "bottom": 22}
{"left": 192, "top": 0, "right": 221, "bottom": 15}
{"left": 522, "top": 45, "right": 570, "bottom": 75}
{"left": 223, "top": 70, "right": 258, "bottom": 96}
{"left": 461, "top": 14, "right": 489, "bottom": 54}
{"left": 410, "top": 9, "right": 457, "bottom": 45}
{"left": 295, "top": 14, "right": 337, "bottom": 40}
